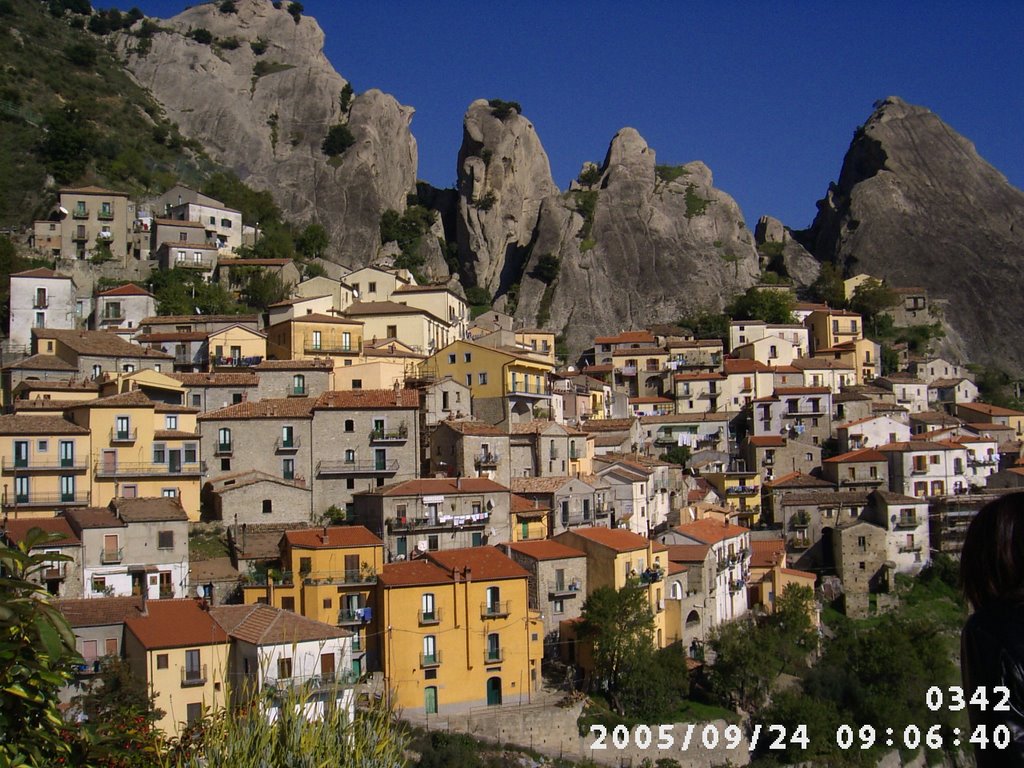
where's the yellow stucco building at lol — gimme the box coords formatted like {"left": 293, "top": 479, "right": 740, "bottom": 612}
{"left": 265, "top": 314, "right": 364, "bottom": 362}
{"left": 0, "top": 414, "right": 92, "bottom": 519}
{"left": 377, "top": 547, "right": 542, "bottom": 714}
{"left": 65, "top": 390, "right": 203, "bottom": 520}
{"left": 124, "top": 598, "right": 230, "bottom": 736}
{"left": 242, "top": 525, "right": 384, "bottom": 677}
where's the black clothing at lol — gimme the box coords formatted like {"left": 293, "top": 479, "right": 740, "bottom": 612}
{"left": 961, "top": 599, "right": 1024, "bottom": 767}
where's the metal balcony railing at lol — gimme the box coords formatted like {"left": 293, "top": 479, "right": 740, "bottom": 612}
{"left": 212, "top": 355, "right": 263, "bottom": 367}
{"left": 480, "top": 600, "right": 510, "bottom": 619}
{"left": 895, "top": 516, "right": 919, "bottom": 530}
{"left": 4, "top": 491, "right": 91, "bottom": 507}
{"left": 484, "top": 647, "right": 503, "bottom": 664}
{"left": 301, "top": 568, "right": 377, "bottom": 586}
{"left": 418, "top": 608, "right": 441, "bottom": 626}
{"left": 369, "top": 426, "right": 408, "bottom": 442}
{"left": 109, "top": 427, "right": 138, "bottom": 443}
{"left": 94, "top": 461, "right": 205, "bottom": 478}
{"left": 316, "top": 459, "right": 398, "bottom": 475}
{"left": 72, "top": 207, "right": 89, "bottom": 219}
{"left": 97, "top": 209, "right": 115, "bottom": 221}
{"left": 419, "top": 651, "right": 442, "bottom": 668}
{"left": 267, "top": 670, "right": 359, "bottom": 692}
{"left": 181, "top": 665, "right": 207, "bottom": 687}
{"left": 101, "top": 547, "right": 124, "bottom": 564}
{"left": 474, "top": 452, "right": 500, "bottom": 467}
{"left": 2, "top": 457, "right": 87, "bottom": 473}
{"left": 215, "top": 442, "right": 233, "bottom": 456}
{"left": 275, "top": 436, "right": 301, "bottom": 452}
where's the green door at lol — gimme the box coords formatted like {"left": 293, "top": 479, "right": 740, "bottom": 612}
{"left": 424, "top": 686, "right": 438, "bottom": 714}
{"left": 486, "top": 676, "right": 502, "bottom": 706}
{"left": 520, "top": 522, "right": 529, "bottom": 540}
{"left": 351, "top": 657, "right": 362, "bottom": 678}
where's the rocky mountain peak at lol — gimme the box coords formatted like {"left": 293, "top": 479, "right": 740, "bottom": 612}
{"left": 121, "top": 0, "right": 417, "bottom": 265}
{"left": 600, "top": 127, "right": 655, "bottom": 187}
{"left": 456, "top": 99, "right": 557, "bottom": 295}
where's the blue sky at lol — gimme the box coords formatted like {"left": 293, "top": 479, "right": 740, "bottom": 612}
{"left": 113, "top": 1, "right": 1024, "bottom": 229}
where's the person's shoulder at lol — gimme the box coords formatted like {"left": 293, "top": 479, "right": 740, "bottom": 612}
{"left": 964, "top": 600, "right": 1024, "bottom": 644}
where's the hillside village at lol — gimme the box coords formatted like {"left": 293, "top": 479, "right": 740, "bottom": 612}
{"left": 0, "top": 178, "right": 1016, "bottom": 742}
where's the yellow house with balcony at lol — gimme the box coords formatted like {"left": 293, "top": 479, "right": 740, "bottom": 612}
{"left": 265, "top": 314, "right": 364, "bottom": 362}
{"left": 207, "top": 324, "right": 267, "bottom": 369}
{"left": 703, "top": 468, "right": 762, "bottom": 526}
{"left": 65, "top": 391, "right": 203, "bottom": 520}
{"left": 377, "top": 546, "right": 543, "bottom": 714}
{"left": 423, "top": 340, "right": 554, "bottom": 427}
{"left": 510, "top": 494, "right": 549, "bottom": 542}
{"left": 242, "top": 525, "right": 384, "bottom": 678}
{"left": 805, "top": 308, "right": 863, "bottom": 355}
{"left": 0, "top": 414, "right": 92, "bottom": 519}
{"left": 124, "top": 598, "right": 230, "bottom": 737}
{"left": 553, "top": 527, "right": 670, "bottom": 648}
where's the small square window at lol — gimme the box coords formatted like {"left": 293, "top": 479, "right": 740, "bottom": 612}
{"left": 221, "top": 458, "right": 231, "bottom": 471}
{"left": 192, "top": 394, "right": 202, "bottom": 407}
{"left": 157, "top": 654, "right": 168, "bottom": 669}
{"left": 37, "top": 440, "right": 48, "bottom": 452}
{"left": 448, "top": 354, "right": 456, "bottom": 364}
{"left": 323, "top": 598, "right": 332, "bottom": 609}
{"left": 346, "top": 478, "right": 355, "bottom": 489}
{"left": 424, "top": 668, "right": 437, "bottom": 680}
{"left": 158, "top": 530, "right": 174, "bottom": 549}
{"left": 463, "top": 353, "right": 472, "bottom": 363}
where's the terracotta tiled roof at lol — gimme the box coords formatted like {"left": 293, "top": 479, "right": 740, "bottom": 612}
{"left": 153, "top": 403, "right": 199, "bottom": 414}
{"left": 438, "top": 420, "right": 505, "bottom": 436}
{"left": 664, "top": 543, "right": 711, "bottom": 562}
{"left": 426, "top": 546, "right": 530, "bottom": 581}
{"left": 97, "top": 283, "right": 154, "bottom": 298}
{"left": 510, "top": 420, "right": 585, "bottom": 436}
{"left": 3, "top": 354, "right": 77, "bottom": 371}
{"left": 673, "top": 372, "right": 726, "bottom": 381}
{"left": 13, "top": 267, "right": 72, "bottom": 280}
{"left": 314, "top": 389, "right": 419, "bottom": 409}
{"left": 199, "top": 397, "right": 315, "bottom": 421}
{"left": 365, "top": 477, "right": 509, "bottom": 496}
{"left": 125, "top": 599, "right": 229, "bottom": 650}
{"left": 747, "top": 436, "right": 786, "bottom": 447}
{"left": 284, "top": 313, "right": 362, "bottom": 325}
{"left": 959, "top": 402, "right": 1024, "bottom": 418}
{"left": 112, "top": 496, "right": 188, "bottom": 523}
{"left": 506, "top": 540, "right": 585, "bottom": 560}
{"left": 780, "top": 567, "right": 816, "bottom": 579}
{"left": 591, "top": 434, "right": 628, "bottom": 447}
{"left": 66, "top": 390, "right": 154, "bottom": 409}
{"left": 792, "top": 358, "right": 854, "bottom": 371}
{"left": 284, "top": 525, "right": 383, "bottom": 549}
{"left": 135, "top": 331, "right": 209, "bottom": 343}
{"left": 0, "top": 414, "right": 89, "bottom": 435}
{"left": 673, "top": 519, "right": 749, "bottom": 545}
{"left": 208, "top": 470, "right": 309, "bottom": 495}
{"left": 34, "top": 329, "right": 173, "bottom": 359}
{"left": 750, "top": 538, "right": 785, "bottom": 568}
{"left": 2, "top": 517, "right": 80, "bottom": 547}
{"left": 510, "top": 477, "right": 578, "bottom": 494}
{"left": 140, "top": 314, "right": 258, "bottom": 325}
{"left": 380, "top": 560, "right": 453, "bottom": 587}
{"left": 13, "top": 379, "right": 99, "bottom": 391}
{"left": 56, "top": 596, "right": 143, "bottom": 628}
{"left": 667, "top": 562, "right": 688, "bottom": 575}
{"left": 559, "top": 526, "right": 650, "bottom": 553}
{"left": 65, "top": 507, "right": 124, "bottom": 530}
{"left": 581, "top": 418, "right": 636, "bottom": 432}
{"left": 61, "top": 184, "right": 128, "bottom": 196}
{"left": 510, "top": 494, "right": 550, "bottom": 513}
{"left": 170, "top": 372, "right": 259, "bottom": 386}
{"left": 253, "top": 359, "right": 334, "bottom": 370}
{"left": 772, "top": 386, "right": 832, "bottom": 396}
{"left": 876, "top": 440, "right": 962, "bottom": 453}
{"left": 724, "top": 359, "right": 771, "bottom": 374}
{"left": 823, "top": 448, "right": 887, "bottom": 463}
{"left": 210, "top": 604, "right": 349, "bottom": 645}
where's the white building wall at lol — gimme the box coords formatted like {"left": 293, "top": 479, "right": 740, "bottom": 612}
{"left": 10, "top": 275, "right": 77, "bottom": 347}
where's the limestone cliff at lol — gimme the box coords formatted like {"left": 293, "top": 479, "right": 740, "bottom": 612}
{"left": 120, "top": 0, "right": 417, "bottom": 265}
{"left": 798, "top": 96, "right": 1024, "bottom": 373}
{"left": 513, "top": 128, "right": 759, "bottom": 355}
{"left": 754, "top": 215, "right": 820, "bottom": 288}
{"left": 456, "top": 99, "right": 558, "bottom": 294}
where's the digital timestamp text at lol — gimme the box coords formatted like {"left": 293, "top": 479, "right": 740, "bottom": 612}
{"left": 587, "top": 686, "right": 1015, "bottom": 754}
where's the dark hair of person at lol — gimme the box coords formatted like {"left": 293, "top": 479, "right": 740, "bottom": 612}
{"left": 960, "top": 492, "right": 1024, "bottom": 611}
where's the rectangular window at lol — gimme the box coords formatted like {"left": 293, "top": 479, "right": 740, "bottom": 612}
{"left": 277, "top": 657, "right": 293, "bottom": 679}
{"left": 156, "top": 654, "right": 168, "bottom": 669}
{"left": 427, "top": 535, "right": 439, "bottom": 551}
{"left": 60, "top": 475, "right": 75, "bottom": 502}
{"left": 283, "top": 459, "right": 295, "bottom": 480}
{"left": 158, "top": 530, "right": 174, "bottom": 549}
{"left": 165, "top": 415, "right": 178, "bottom": 430}
{"left": 478, "top": 372, "right": 488, "bottom": 385}
{"left": 262, "top": 499, "right": 272, "bottom": 515}
{"left": 153, "top": 444, "right": 166, "bottom": 464}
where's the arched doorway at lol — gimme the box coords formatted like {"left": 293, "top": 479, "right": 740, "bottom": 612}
{"left": 486, "top": 676, "right": 502, "bottom": 706}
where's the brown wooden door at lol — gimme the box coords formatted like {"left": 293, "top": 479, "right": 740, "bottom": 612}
{"left": 320, "top": 652, "right": 335, "bottom": 681}
{"left": 102, "top": 450, "right": 116, "bottom": 473}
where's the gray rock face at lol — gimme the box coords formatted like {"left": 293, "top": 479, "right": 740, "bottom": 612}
{"left": 456, "top": 99, "right": 557, "bottom": 294}
{"left": 120, "top": 0, "right": 417, "bottom": 266}
{"left": 514, "top": 128, "right": 759, "bottom": 356}
{"left": 798, "top": 96, "right": 1024, "bottom": 373}
{"left": 755, "top": 215, "right": 820, "bottom": 288}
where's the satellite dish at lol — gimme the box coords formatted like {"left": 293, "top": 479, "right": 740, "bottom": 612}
{"left": 195, "top": 585, "right": 205, "bottom": 598}
{"left": 57, "top": 206, "right": 69, "bottom": 217}
{"left": 416, "top": 540, "right": 428, "bottom": 552}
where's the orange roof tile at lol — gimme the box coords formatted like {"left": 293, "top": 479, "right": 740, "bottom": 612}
{"left": 665, "top": 543, "right": 711, "bottom": 562}
{"left": 506, "top": 540, "right": 586, "bottom": 561}
{"left": 125, "top": 599, "right": 229, "bottom": 650}
{"left": 750, "top": 538, "right": 785, "bottom": 568}
{"left": 56, "top": 596, "right": 143, "bottom": 627}
{"left": 284, "top": 526, "right": 383, "bottom": 549}
{"left": 426, "top": 546, "right": 530, "bottom": 581}
{"left": 198, "top": 398, "right": 316, "bottom": 421}
{"left": 367, "top": 477, "right": 509, "bottom": 496}
{"left": 315, "top": 389, "right": 419, "bottom": 409}
{"left": 379, "top": 560, "right": 453, "bottom": 587}
{"left": 560, "top": 526, "right": 650, "bottom": 553}
{"left": 673, "top": 518, "right": 749, "bottom": 545}
{"left": 2, "top": 517, "right": 80, "bottom": 547}
{"left": 823, "top": 448, "right": 887, "bottom": 463}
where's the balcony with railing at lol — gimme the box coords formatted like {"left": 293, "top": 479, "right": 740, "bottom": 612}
{"left": 474, "top": 451, "right": 500, "bottom": 468}
{"left": 109, "top": 427, "right": 138, "bottom": 444}
{"left": 97, "top": 208, "right": 115, "bottom": 221}
{"left": 266, "top": 670, "right": 359, "bottom": 693}
{"left": 968, "top": 455, "right": 998, "bottom": 468}
{"left": 507, "top": 382, "right": 552, "bottom": 398}
{"left": 101, "top": 547, "right": 124, "bottom": 564}
{"left": 173, "top": 256, "right": 215, "bottom": 270}
{"left": 275, "top": 435, "right": 301, "bottom": 453}
{"left": 72, "top": 206, "right": 89, "bottom": 220}
{"left": 895, "top": 515, "right": 919, "bottom": 530}
{"left": 2, "top": 456, "right": 88, "bottom": 473}
{"left": 301, "top": 567, "right": 377, "bottom": 586}
{"left": 316, "top": 459, "right": 398, "bottom": 476}
{"left": 369, "top": 425, "right": 408, "bottom": 442}
{"left": 181, "top": 665, "right": 207, "bottom": 687}
{"left": 32, "top": 297, "right": 48, "bottom": 309}
{"left": 4, "top": 490, "right": 91, "bottom": 508}
{"left": 549, "top": 580, "right": 582, "bottom": 599}
{"left": 43, "top": 562, "right": 67, "bottom": 580}
{"left": 215, "top": 442, "right": 233, "bottom": 456}
{"left": 617, "top": 365, "right": 637, "bottom": 377}
{"left": 302, "top": 338, "right": 361, "bottom": 355}
{"left": 419, "top": 651, "right": 442, "bottom": 668}
{"left": 898, "top": 544, "right": 923, "bottom": 554}
{"left": 94, "top": 460, "right": 206, "bottom": 478}
{"left": 484, "top": 646, "right": 504, "bottom": 664}
{"left": 730, "top": 485, "right": 760, "bottom": 497}
{"left": 337, "top": 607, "right": 371, "bottom": 625}
{"left": 480, "top": 600, "right": 511, "bottom": 619}
{"left": 418, "top": 608, "right": 441, "bottom": 626}
{"left": 788, "top": 536, "right": 811, "bottom": 550}
{"left": 387, "top": 512, "right": 489, "bottom": 533}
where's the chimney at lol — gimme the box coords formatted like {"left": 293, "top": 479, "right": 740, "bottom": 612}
{"left": 321, "top": 525, "right": 329, "bottom": 544}
{"left": 139, "top": 581, "right": 148, "bottom": 616}
{"left": 394, "top": 380, "right": 401, "bottom": 405}
{"left": 464, "top": 567, "right": 472, "bottom": 583}
{"left": 456, "top": 474, "right": 462, "bottom": 490}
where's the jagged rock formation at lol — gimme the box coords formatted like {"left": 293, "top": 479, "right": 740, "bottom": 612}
{"left": 456, "top": 100, "right": 557, "bottom": 294}
{"left": 798, "top": 96, "right": 1024, "bottom": 373}
{"left": 514, "top": 128, "right": 759, "bottom": 355}
{"left": 120, "top": 0, "right": 417, "bottom": 265}
{"left": 754, "top": 215, "right": 820, "bottom": 288}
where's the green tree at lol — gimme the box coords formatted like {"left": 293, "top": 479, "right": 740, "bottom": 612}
{"left": 189, "top": 28, "right": 213, "bottom": 44}
{"left": 286, "top": 1, "right": 303, "bottom": 22}
{"left": 849, "top": 277, "right": 899, "bottom": 334}
{"left": 238, "top": 268, "right": 288, "bottom": 311}
{"left": 706, "top": 617, "right": 773, "bottom": 713}
{"left": 339, "top": 82, "right": 354, "bottom": 113}
{"left": 810, "top": 262, "right": 846, "bottom": 307}
{"left": 0, "top": 529, "right": 81, "bottom": 767}
{"left": 322, "top": 124, "right": 355, "bottom": 157}
{"left": 202, "top": 172, "right": 282, "bottom": 227}
{"left": 296, "top": 223, "right": 329, "bottom": 260}
{"left": 487, "top": 99, "right": 521, "bottom": 120}
{"left": 679, "top": 310, "right": 729, "bottom": 345}
{"left": 659, "top": 445, "right": 691, "bottom": 466}
{"left": 765, "top": 584, "right": 818, "bottom": 675}
{"left": 727, "top": 287, "right": 795, "bottom": 324}
{"left": 533, "top": 253, "right": 560, "bottom": 283}
{"left": 39, "top": 106, "right": 97, "bottom": 183}
{"left": 149, "top": 268, "right": 244, "bottom": 316}
{"left": 577, "top": 582, "right": 655, "bottom": 716}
